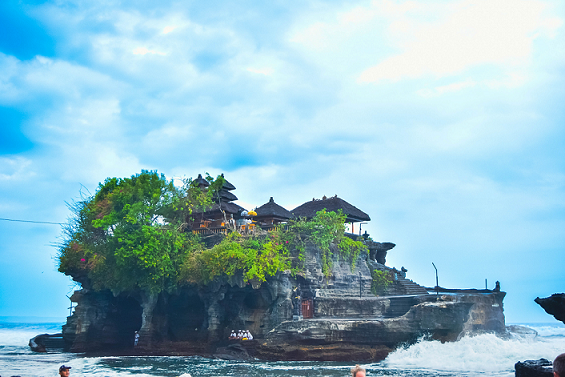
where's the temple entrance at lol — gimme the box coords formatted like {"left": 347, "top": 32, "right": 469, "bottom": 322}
{"left": 301, "top": 299, "right": 313, "bottom": 319}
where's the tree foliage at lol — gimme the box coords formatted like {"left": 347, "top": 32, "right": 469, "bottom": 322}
{"left": 58, "top": 170, "right": 219, "bottom": 295}
{"left": 179, "top": 232, "right": 290, "bottom": 288}
{"left": 58, "top": 171, "right": 370, "bottom": 295}
{"left": 371, "top": 269, "right": 393, "bottom": 296}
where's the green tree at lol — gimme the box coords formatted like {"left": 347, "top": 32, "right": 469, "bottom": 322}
{"left": 58, "top": 170, "right": 221, "bottom": 344}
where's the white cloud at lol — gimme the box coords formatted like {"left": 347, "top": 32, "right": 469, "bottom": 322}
{"left": 417, "top": 78, "right": 477, "bottom": 97}
{"left": 0, "top": 157, "right": 34, "bottom": 182}
{"left": 358, "top": 0, "right": 562, "bottom": 83}
{"left": 246, "top": 67, "right": 274, "bottom": 76}
{"left": 132, "top": 47, "right": 166, "bottom": 56}
{"left": 162, "top": 26, "right": 177, "bottom": 34}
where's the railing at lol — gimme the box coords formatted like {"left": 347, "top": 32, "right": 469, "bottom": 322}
{"left": 424, "top": 286, "right": 499, "bottom": 294}
{"left": 191, "top": 223, "right": 289, "bottom": 235}
{"left": 192, "top": 227, "right": 228, "bottom": 235}
{"left": 259, "top": 224, "right": 288, "bottom": 232}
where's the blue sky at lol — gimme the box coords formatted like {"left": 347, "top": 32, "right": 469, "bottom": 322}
{"left": 1, "top": 0, "right": 564, "bottom": 323}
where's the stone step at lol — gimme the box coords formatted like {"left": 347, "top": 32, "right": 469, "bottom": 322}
{"left": 384, "top": 296, "right": 417, "bottom": 318}
{"left": 397, "top": 278, "right": 429, "bottom": 295}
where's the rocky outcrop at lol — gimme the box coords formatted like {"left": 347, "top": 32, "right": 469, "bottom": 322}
{"left": 535, "top": 293, "right": 565, "bottom": 324}
{"left": 29, "top": 333, "right": 64, "bottom": 352}
{"left": 51, "top": 238, "right": 506, "bottom": 361}
{"left": 515, "top": 359, "right": 553, "bottom": 377}
{"left": 258, "top": 291, "right": 506, "bottom": 361}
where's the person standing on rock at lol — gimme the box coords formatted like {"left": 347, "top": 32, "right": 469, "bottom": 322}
{"left": 134, "top": 331, "right": 140, "bottom": 346}
{"left": 555, "top": 353, "right": 565, "bottom": 377}
{"left": 58, "top": 365, "right": 71, "bottom": 377}
{"left": 350, "top": 365, "right": 366, "bottom": 377}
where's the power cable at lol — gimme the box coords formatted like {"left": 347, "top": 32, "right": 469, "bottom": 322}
{"left": 0, "top": 217, "right": 63, "bottom": 225}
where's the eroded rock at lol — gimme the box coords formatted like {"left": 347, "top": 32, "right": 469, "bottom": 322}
{"left": 535, "top": 293, "right": 565, "bottom": 324}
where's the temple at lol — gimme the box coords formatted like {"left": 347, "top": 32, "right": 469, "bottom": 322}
{"left": 190, "top": 174, "right": 246, "bottom": 235}
{"left": 190, "top": 175, "right": 373, "bottom": 237}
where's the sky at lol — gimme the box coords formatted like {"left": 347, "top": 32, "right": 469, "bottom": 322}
{"left": 0, "top": 0, "right": 564, "bottom": 324}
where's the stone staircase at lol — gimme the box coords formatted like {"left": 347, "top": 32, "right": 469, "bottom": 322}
{"left": 397, "top": 277, "right": 429, "bottom": 295}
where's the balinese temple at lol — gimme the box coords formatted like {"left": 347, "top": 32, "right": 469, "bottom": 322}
{"left": 291, "top": 195, "right": 371, "bottom": 236}
{"left": 190, "top": 174, "right": 246, "bottom": 234}
{"left": 254, "top": 197, "right": 294, "bottom": 228}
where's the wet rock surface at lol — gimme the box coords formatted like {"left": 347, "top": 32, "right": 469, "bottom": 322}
{"left": 515, "top": 358, "right": 553, "bottom": 377}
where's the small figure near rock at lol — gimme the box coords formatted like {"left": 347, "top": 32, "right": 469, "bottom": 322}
{"left": 241, "top": 330, "right": 253, "bottom": 340}
{"left": 134, "top": 331, "right": 140, "bottom": 346}
{"left": 555, "top": 353, "right": 565, "bottom": 377}
{"left": 292, "top": 286, "right": 302, "bottom": 320}
{"left": 59, "top": 365, "right": 71, "bottom": 377}
{"left": 494, "top": 281, "right": 501, "bottom": 292}
{"left": 229, "top": 330, "right": 237, "bottom": 340}
{"left": 350, "top": 364, "right": 366, "bottom": 377}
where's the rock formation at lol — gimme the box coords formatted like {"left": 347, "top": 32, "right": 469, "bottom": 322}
{"left": 515, "top": 359, "right": 553, "bottom": 377}
{"left": 48, "top": 238, "right": 506, "bottom": 361}
{"left": 535, "top": 293, "right": 565, "bottom": 324}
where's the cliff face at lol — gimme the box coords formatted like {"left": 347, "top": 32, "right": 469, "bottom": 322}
{"left": 61, "top": 239, "right": 506, "bottom": 361}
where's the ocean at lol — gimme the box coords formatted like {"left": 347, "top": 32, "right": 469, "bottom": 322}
{"left": 1, "top": 320, "right": 564, "bottom": 377}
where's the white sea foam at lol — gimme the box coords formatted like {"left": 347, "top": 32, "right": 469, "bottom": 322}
{"left": 383, "top": 328, "right": 564, "bottom": 376}
{"left": 0, "top": 323, "right": 61, "bottom": 346}
{"left": 527, "top": 324, "right": 565, "bottom": 337}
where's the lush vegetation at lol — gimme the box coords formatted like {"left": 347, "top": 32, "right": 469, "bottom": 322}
{"left": 58, "top": 170, "right": 220, "bottom": 295}
{"left": 58, "top": 170, "right": 369, "bottom": 297}
{"left": 371, "top": 269, "right": 393, "bottom": 296}
{"left": 179, "top": 231, "right": 290, "bottom": 288}
{"left": 285, "top": 209, "right": 367, "bottom": 277}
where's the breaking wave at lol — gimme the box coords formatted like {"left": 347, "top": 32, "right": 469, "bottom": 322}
{"left": 382, "top": 324, "right": 565, "bottom": 376}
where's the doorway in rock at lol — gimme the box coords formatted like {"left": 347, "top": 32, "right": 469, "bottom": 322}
{"left": 301, "top": 298, "right": 314, "bottom": 319}
{"left": 167, "top": 290, "right": 207, "bottom": 341}
{"left": 114, "top": 296, "right": 143, "bottom": 347}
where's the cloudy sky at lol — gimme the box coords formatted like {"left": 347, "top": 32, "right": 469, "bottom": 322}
{"left": 1, "top": 0, "right": 564, "bottom": 323}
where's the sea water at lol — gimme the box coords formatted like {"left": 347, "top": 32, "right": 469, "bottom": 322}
{"left": 1, "top": 320, "right": 564, "bottom": 377}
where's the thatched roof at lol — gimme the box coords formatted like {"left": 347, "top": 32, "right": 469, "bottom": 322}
{"left": 216, "top": 189, "right": 238, "bottom": 202}
{"left": 291, "top": 196, "right": 370, "bottom": 223}
{"left": 193, "top": 201, "right": 246, "bottom": 217}
{"left": 255, "top": 197, "right": 293, "bottom": 220}
{"left": 220, "top": 173, "right": 236, "bottom": 190}
{"left": 193, "top": 174, "right": 209, "bottom": 188}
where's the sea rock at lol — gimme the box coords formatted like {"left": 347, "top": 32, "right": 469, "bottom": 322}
{"left": 507, "top": 325, "right": 538, "bottom": 340}
{"left": 52, "top": 238, "right": 507, "bottom": 361}
{"left": 535, "top": 293, "right": 565, "bottom": 324}
{"left": 28, "top": 333, "right": 65, "bottom": 352}
{"left": 515, "top": 358, "right": 553, "bottom": 377}
{"left": 28, "top": 335, "right": 46, "bottom": 353}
